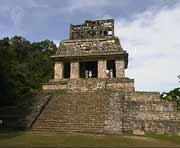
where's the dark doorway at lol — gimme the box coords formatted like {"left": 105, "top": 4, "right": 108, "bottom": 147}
{"left": 79, "top": 61, "right": 98, "bottom": 78}
{"left": 63, "top": 62, "right": 70, "bottom": 79}
{"left": 107, "top": 60, "right": 116, "bottom": 78}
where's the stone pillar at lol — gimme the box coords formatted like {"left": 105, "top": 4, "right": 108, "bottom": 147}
{"left": 115, "top": 60, "right": 125, "bottom": 78}
{"left": 54, "top": 62, "right": 63, "bottom": 80}
{"left": 70, "top": 61, "right": 79, "bottom": 79}
{"left": 98, "top": 59, "right": 106, "bottom": 78}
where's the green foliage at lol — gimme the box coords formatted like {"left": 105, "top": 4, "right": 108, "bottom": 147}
{"left": 0, "top": 36, "right": 56, "bottom": 106}
{"left": 161, "top": 87, "right": 180, "bottom": 109}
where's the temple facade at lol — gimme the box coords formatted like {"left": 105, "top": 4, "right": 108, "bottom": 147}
{"left": 53, "top": 19, "right": 127, "bottom": 80}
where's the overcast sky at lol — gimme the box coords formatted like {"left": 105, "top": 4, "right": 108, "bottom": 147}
{"left": 0, "top": 0, "right": 180, "bottom": 92}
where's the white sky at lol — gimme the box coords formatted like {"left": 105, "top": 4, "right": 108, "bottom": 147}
{"left": 115, "top": 4, "right": 180, "bottom": 92}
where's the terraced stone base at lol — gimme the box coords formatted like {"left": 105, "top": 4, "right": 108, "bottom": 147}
{"left": 30, "top": 89, "right": 180, "bottom": 135}
{"left": 32, "top": 90, "right": 124, "bottom": 134}
{"left": 1, "top": 79, "right": 180, "bottom": 135}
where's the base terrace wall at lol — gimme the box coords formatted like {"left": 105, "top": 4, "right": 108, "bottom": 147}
{"left": 34, "top": 81, "right": 180, "bottom": 135}
{"left": 123, "top": 92, "right": 180, "bottom": 135}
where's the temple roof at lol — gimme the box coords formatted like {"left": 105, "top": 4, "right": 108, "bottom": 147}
{"left": 55, "top": 36, "right": 124, "bottom": 55}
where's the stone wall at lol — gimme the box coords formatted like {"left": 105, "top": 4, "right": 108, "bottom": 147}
{"left": 123, "top": 91, "right": 180, "bottom": 135}
{"left": 42, "top": 78, "right": 134, "bottom": 93}
{"left": 67, "top": 79, "right": 106, "bottom": 92}
{"left": 106, "top": 79, "right": 134, "bottom": 94}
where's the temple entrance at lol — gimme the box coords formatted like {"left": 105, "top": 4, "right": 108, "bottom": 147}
{"left": 79, "top": 61, "right": 98, "bottom": 78}
{"left": 63, "top": 62, "right": 70, "bottom": 78}
{"left": 107, "top": 60, "right": 116, "bottom": 78}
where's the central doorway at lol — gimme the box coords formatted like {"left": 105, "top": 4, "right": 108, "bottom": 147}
{"left": 107, "top": 60, "right": 116, "bottom": 78}
{"left": 63, "top": 62, "right": 70, "bottom": 79}
{"left": 79, "top": 61, "right": 98, "bottom": 78}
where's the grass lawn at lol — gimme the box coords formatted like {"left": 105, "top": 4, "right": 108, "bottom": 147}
{"left": 0, "top": 130, "right": 180, "bottom": 147}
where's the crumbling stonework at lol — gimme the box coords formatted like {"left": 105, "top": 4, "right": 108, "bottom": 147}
{"left": 70, "top": 19, "right": 114, "bottom": 40}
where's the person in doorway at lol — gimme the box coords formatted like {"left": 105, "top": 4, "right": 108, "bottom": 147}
{"left": 110, "top": 69, "right": 113, "bottom": 78}
{"left": 85, "top": 70, "right": 88, "bottom": 78}
{"left": 105, "top": 69, "right": 110, "bottom": 78}
{"left": 89, "top": 70, "right": 92, "bottom": 78}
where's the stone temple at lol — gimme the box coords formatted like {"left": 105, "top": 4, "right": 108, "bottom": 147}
{"left": 39, "top": 19, "right": 180, "bottom": 135}
{"left": 43, "top": 19, "right": 131, "bottom": 91}
{"left": 1, "top": 19, "right": 180, "bottom": 135}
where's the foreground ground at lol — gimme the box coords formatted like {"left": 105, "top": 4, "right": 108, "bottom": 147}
{"left": 0, "top": 130, "right": 180, "bottom": 147}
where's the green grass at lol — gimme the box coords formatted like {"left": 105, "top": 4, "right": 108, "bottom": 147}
{"left": 147, "top": 134, "right": 180, "bottom": 145}
{"left": 0, "top": 130, "right": 180, "bottom": 147}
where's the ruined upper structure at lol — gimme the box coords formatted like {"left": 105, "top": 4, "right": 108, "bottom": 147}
{"left": 70, "top": 19, "right": 114, "bottom": 39}
{"left": 51, "top": 19, "right": 128, "bottom": 80}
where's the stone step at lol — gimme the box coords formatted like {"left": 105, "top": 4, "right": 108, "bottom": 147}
{"left": 31, "top": 91, "right": 110, "bottom": 132}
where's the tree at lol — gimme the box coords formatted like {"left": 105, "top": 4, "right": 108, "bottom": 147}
{"left": 160, "top": 75, "right": 180, "bottom": 109}
{"left": 0, "top": 36, "right": 57, "bottom": 106}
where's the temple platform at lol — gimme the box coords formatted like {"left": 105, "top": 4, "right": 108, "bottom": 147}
{"left": 42, "top": 78, "right": 134, "bottom": 93}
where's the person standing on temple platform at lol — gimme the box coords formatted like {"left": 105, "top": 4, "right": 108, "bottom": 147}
{"left": 89, "top": 71, "right": 92, "bottom": 78}
{"left": 85, "top": 70, "right": 89, "bottom": 78}
{"left": 110, "top": 69, "right": 113, "bottom": 78}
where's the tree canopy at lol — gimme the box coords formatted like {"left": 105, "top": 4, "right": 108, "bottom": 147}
{"left": 0, "top": 36, "right": 56, "bottom": 106}
{"left": 161, "top": 87, "right": 180, "bottom": 109}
